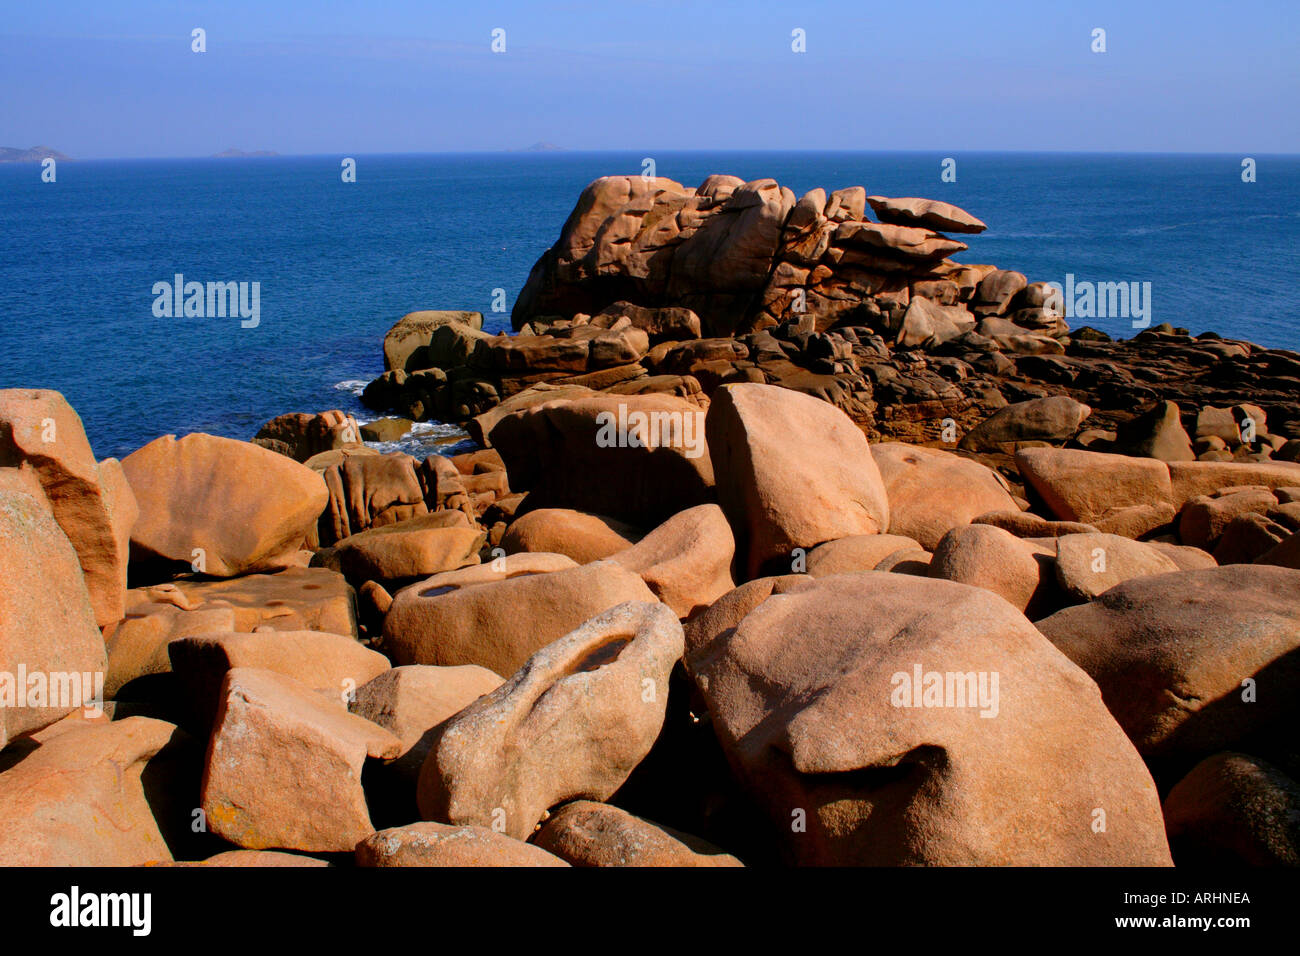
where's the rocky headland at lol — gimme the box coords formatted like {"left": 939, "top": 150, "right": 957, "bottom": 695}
{"left": 0, "top": 146, "right": 70, "bottom": 163}
{"left": 360, "top": 174, "right": 1298, "bottom": 466}
{"left": 2, "top": 173, "right": 1298, "bottom": 867}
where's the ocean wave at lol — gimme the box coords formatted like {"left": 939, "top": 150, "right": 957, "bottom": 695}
{"left": 1125, "top": 211, "right": 1298, "bottom": 236}
{"left": 980, "top": 232, "right": 1075, "bottom": 240}
{"left": 1123, "top": 220, "right": 1207, "bottom": 235}
{"left": 332, "top": 379, "right": 369, "bottom": 397}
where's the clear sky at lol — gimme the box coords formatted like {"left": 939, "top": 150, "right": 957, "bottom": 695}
{"left": 2, "top": 0, "right": 1296, "bottom": 158}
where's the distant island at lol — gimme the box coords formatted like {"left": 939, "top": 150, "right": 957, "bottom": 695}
{"left": 212, "top": 148, "right": 280, "bottom": 158}
{"left": 517, "top": 142, "right": 565, "bottom": 152}
{"left": 0, "top": 146, "right": 70, "bottom": 163}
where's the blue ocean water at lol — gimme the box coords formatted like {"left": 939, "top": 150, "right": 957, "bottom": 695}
{"left": 1, "top": 151, "right": 1296, "bottom": 459}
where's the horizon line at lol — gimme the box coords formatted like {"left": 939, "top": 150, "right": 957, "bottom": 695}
{"left": 8, "top": 147, "right": 1299, "bottom": 163}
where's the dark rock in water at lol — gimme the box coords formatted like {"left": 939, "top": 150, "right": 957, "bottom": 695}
{"left": 359, "top": 417, "right": 413, "bottom": 443}
{"left": 384, "top": 311, "right": 484, "bottom": 373}
{"left": 253, "top": 410, "right": 361, "bottom": 462}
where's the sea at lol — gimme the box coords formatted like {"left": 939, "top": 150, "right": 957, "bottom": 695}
{"left": 1, "top": 151, "right": 1296, "bottom": 461}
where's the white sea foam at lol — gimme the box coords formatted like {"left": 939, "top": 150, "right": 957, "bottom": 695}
{"left": 368, "top": 419, "right": 476, "bottom": 460}
{"left": 329, "top": 379, "right": 474, "bottom": 460}
{"left": 333, "top": 379, "right": 369, "bottom": 397}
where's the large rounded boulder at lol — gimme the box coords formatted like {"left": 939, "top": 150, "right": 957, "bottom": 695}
{"left": 383, "top": 559, "right": 656, "bottom": 677}
{"left": 122, "top": 433, "right": 327, "bottom": 577}
{"left": 1036, "top": 565, "right": 1300, "bottom": 768}
{"left": 491, "top": 394, "right": 714, "bottom": 528}
{"left": 687, "top": 572, "right": 1171, "bottom": 865}
{"left": 0, "top": 487, "right": 108, "bottom": 748}
{"left": 870, "top": 443, "right": 1018, "bottom": 551}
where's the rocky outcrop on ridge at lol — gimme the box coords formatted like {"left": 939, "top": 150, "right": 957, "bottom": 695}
{"left": 357, "top": 174, "right": 1300, "bottom": 466}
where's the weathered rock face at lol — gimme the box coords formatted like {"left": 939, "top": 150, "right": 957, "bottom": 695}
{"left": 349, "top": 664, "right": 504, "bottom": 792}
{"left": 418, "top": 602, "right": 684, "bottom": 840}
{"left": 0, "top": 488, "right": 108, "bottom": 748}
{"left": 1178, "top": 487, "right": 1280, "bottom": 551}
{"left": 1211, "top": 511, "right": 1289, "bottom": 564}
{"left": 871, "top": 442, "right": 1017, "bottom": 551}
{"left": 531, "top": 800, "right": 743, "bottom": 867}
{"left": 1114, "top": 400, "right": 1195, "bottom": 461}
{"left": 357, "top": 822, "right": 568, "bottom": 867}
{"left": 834, "top": 221, "right": 969, "bottom": 260}
{"left": 253, "top": 410, "right": 361, "bottom": 462}
{"left": 609, "top": 504, "right": 735, "bottom": 618}
{"left": 707, "top": 383, "right": 889, "bottom": 578}
{"left": 973, "top": 511, "right": 1099, "bottom": 538}
{"left": 1147, "top": 540, "right": 1218, "bottom": 571}
{"left": 804, "top": 533, "right": 924, "bottom": 576}
{"left": 491, "top": 393, "right": 714, "bottom": 527}
{"left": 466, "top": 382, "right": 595, "bottom": 447}
{"left": 383, "top": 310, "right": 485, "bottom": 372}
{"left": 688, "top": 572, "right": 1171, "bottom": 865}
{"left": 927, "top": 524, "right": 1055, "bottom": 616}
{"left": 892, "top": 296, "right": 975, "bottom": 349}
{"left": 106, "top": 567, "right": 360, "bottom": 700}
{"left": 0, "top": 717, "right": 178, "bottom": 866}
{"left": 0, "top": 389, "right": 138, "bottom": 626}
{"left": 1163, "top": 752, "right": 1300, "bottom": 866}
{"left": 590, "top": 301, "right": 702, "bottom": 343}
{"left": 383, "top": 559, "right": 656, "bottom": 676}
{"left": 313, "top": 451, "right": 430, "bottom": 546}
{"left": 312, "top": 516, "right": 484, "bottom": 586}
{"left": 866, "top": 196, "right": 987, "bottom": 234}
{"left": 122, "top": 433, "right": 328, "bottom": 576}
{"left": 501, "top": 508, "right": 642, "bottom": 564}
{"left": 667, "top": 180, "right": 797, "bottom": 333}
{"left": 200, "top": 668, "right": 402, "bottom": 853}
{"left": 971, "top": 270, "right": 1027, "bottom": 315}
{"left": 1016, "top": 447, "right": 1174, "bottom": 533}
{"left": 959, "top": 395, "right": 1092, "bottom": 451}
{"left": 169, "top": 630, "right": 391, "bottom": 728}
{"left": 1052, "top": 533, "right": 1180, "bottom": 602}
{"left": 106, "top": 603, "right": 236, "bottom": 700}
{"left": 470, "top": 328, "right": 642, "bottom": 376}
{"left": 512, "top": 175, "right": 795, "bottom": 338}
{"left": 683, "top": 574, "right": 817, "bottom": 661}
{"left": 1036, "top": 566, "right": 1300, "bottom": 766}
{"left": 180, "top": 849, "right": 333, "bottom": 867}
{"left": 130, "top": 567, "right": 358, "bottom": 635}
{"left": 1167, "top": 459, "right": 1300, "bottom": 507}
{"left": 874, "top": 547, "right": 933, "bottom": 574}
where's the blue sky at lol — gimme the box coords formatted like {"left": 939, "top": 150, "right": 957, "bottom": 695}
{"left": 1, "top": 0, "right": 1296, "bottom": 157}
